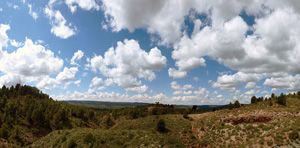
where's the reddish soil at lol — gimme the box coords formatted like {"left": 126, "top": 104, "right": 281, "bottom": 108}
{"left": 223, "top": 115, "right": 272, "bottom": 124}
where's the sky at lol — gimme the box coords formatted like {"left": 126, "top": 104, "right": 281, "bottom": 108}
{"left": 1, "top": 0, "right": 300, "bottom": 105}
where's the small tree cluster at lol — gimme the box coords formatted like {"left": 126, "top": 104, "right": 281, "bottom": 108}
{"left": 251, "top": 96, "right": 264, "bottom": 104}
{"left": 228, "top": 100, "right": 241, "bottom": 110}
{"left": 277, "top": 93, "right": 287, "bottom": 106}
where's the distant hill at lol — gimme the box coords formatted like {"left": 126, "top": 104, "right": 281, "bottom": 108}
{"left": 63, "top": 100, "right": 228, "bottom": 110}
{"left": 196, "top": 105, "right": 228, "bottom": 110}
{"left": 63, "top": 100, "right": 152, "bottom": 108}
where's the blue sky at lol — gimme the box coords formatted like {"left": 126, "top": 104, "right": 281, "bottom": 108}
{"left": 1, "top": 0, "right": 300, "bottom": 105}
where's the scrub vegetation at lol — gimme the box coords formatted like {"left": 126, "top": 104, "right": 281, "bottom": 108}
{"left": 0, "top": 84, "right": 300, "bottom": 147}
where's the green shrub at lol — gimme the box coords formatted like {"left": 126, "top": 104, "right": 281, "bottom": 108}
{"left": 157, "top": 119, "right": 166, "bottom": 132}
{"left": 67, "top": 139, "right": 77, "bottom": 148}
{"left": 289, "top": 130, "right": 299, "bottom": 141}
{"left": 267, "top": 140, "right": 273, "bottom": 146}
{"left": 106, "top": 116, "right": 115, "bottom": 127}
{"left": 183, "top": 109, "right": 189, "bottom": 119}
{"left": 84, "top": 133, "right": 95, "bottom": 144}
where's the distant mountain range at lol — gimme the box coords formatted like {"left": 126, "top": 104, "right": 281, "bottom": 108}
{"left": 62, "top": 100, "right": 228, "bottom": 110}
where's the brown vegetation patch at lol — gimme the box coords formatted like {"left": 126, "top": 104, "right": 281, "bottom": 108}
{"left": 223, "top": 115, "right": 272, "bottom": 124}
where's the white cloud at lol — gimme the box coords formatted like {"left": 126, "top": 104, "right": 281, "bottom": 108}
{"left": 102, "top": 0, "right": 183, "bottom": 45}
{"left": 0, "top": 24, "right": 10, "bottom": 50}
{"left": 56, "top": 67, "right": 78, "bottom": 82}
{"left": 101, "top": 0, "right": 268, "bottom": 46}
{"left": 231, "top": 90, "right": 251, "bottom": 104}
{"left": 103, "top": 1, "right": 300, "bottom": 84}
{"left": 90, "top": 39, "right": 166, "bottom": 90}
{"left": 0, "top": 8, "right": 3, "bottom": 12}
{"left": 168, "top": 68, "right": 187, "bottom": 79}
{"left": 210, "top": 72, "right": 263, "bottom": 92}
{"left": 65, "top": 0, "right": 100, "bottom": 13}
{"left": 244, "top": 82, "right": 258, "bottom": 89}
{"left": 89, "top": 77, "right": 103, "bottom": 87}
{"left": 36, "top": 76, "right": 59, "bottom": 90}
{"left": 183, "top": 91, "right": 193, "bottom": 95}
{"left": 170, "top": 81, "right": 194, "bottom": 91}
{"left": 37, "top": 67, "right": 79, "bottom": 91}
{"left": 10, "top": 39, "right": 23, "bottom": 47}
{"left": 261, "top": 90, "right": 269, "bottom": 95}
{"left": 104, "top": 78, "right": 114, "bottom": 86}
{"left": 245, "top": 89, "right": 260, "bottom": 96}
{"left": 0, "top": 26, "right": 65, "bottom": 89}
{"left": 216, "top": 95, "right": 223, "bottom": 98}
{"left": 53, "top": 90, "right": 228, "bottom": 105}
{"left": 173, "top": 90, "right": 182, "bottom": 95}
{"left": 44, "top": 2, "right": 76, "bottom": 39}
{"left": 194, "top": 87, "right": 209, "bottom": 96}
{"left": 70, "top": 50, "right": 84, "bottom": 65}
{"left": 0, "top": 38, "right": 63, "bottom": 77}
{"left": 172, "top": 16, "right": 248, "bottom": 70}
{"left": 53, "top": 91, "right": 169, "bottom": 104}
{"left": 125, "top": 85, "right": 148, "bottom": 93}
{"left": 193, "top": 77, "right": 199, "bottom": 82}
{"left": 264, "top": 74, "right": 300, "bottom": 91}
{"left": 74, "top": 79, "right": 81, "bottom": 86}
{"left": 169, "top": 57, "right": 206, "bottom": 79}
{"left": 28, "top": 4, "right": 38, "bottom": 20}
{"left": 172, "top": 6, "right": 300, "bottom": 80}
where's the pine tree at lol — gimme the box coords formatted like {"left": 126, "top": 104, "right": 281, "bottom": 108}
{"left": 251, "top": 96, "right": 257, "bottom": 104}
{"left": 233, "top": 100, "right": 240, "bottom": 108}
{"left": 228, "top": 102, "right": 233, "bottom": 110}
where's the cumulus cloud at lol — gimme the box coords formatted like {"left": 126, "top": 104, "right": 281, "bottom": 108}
{"left": 65, "top": 0, "right": 100, "bottom": 13}
{"left": 70, "top": 50, "right": 84, "bottom": 65}
{"left": 101, "top": 0, "right": 267, "bottom": 46}
{"left": 194, "top": 87, "right": 210, "bottom": 96}
{"left": 37, "top": 67, "right": 79, "bottom": 90}
{"left": 245, "top": 89, "right": 260, "bottom": 96}
{"left": 210, "top": 72, "right": 263, "bottom": 92}
{"left": 90, "top": 39, "right": 166, "bottom": 92}
{"left": 263, "top": 74, "right": 300, "bottom": 91}
{"left": 125, "top": 85, "right": 148, "bottom": 93}
{"left": 36, "top": 76, "right": 59, "bottom": 90}
{"left": 0, "top": 24, "right": 10, "bottom": 49}
{"left": 102, "top": 1, "right": 300, "bottom": 95}
{"left": 0, "top": 28, "right": 67, "bottom": 89}
{"left": 56, "top": 67, "right": 78, "bottom": 82}
{"left": 10, "top": 39, "right": 23, "bottom": 47}
{"left": 172, "top": 16, "right": 248, "bottom": 71}
{"left": 53, "top": 90, "right": 229, "bottom": 105}
{"left": 168, "top": 68, "right": 187, "bottom": 79}
{"left": 169, "top": 57, "right": 206, "bottom": 79}
{"left": 89, "top": 77, "right": 103, "bottom": 87}
{"left": 170, "top": 81, "right": 194, "bottom": 91}
{"left": 104, "top": 78, "right": 114, "bottom": 86}
{"left": 244, "top": 82, "right": 259, "bottom": 89}
{"left": 44, "top": 2, "right": 76, "bottom": 39}
{"left": 53, "top": 91, "right": 170, "bottom": 104}
{"left": 0, "top": 38, "right": 63, "bottom": 77}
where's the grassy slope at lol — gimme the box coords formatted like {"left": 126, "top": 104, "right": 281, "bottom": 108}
{"left": 30, "top": 97, "right": 300, "bottom": 148}
{"left": 190, "top": 97, "right": 300, "bottom": 147}
{"left": 30, "top": 114, "right": 197, "bottom": 148}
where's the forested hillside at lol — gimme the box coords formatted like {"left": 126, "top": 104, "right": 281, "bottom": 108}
{"left": 0, "top": 84, "right": 108, "bottom": 147}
